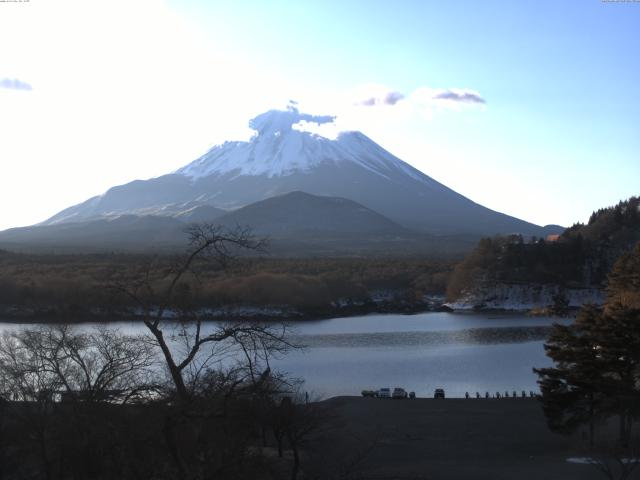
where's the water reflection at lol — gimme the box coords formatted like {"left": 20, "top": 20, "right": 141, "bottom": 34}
{"left": 289, "top": 326, "right": 553, "bottom": 348}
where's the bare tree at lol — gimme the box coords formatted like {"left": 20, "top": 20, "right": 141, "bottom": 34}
{"left": 111, "top": 223, "right": 294, "bottom": 403}
{"left": 0, "top": 325, "right": 159, "bottom": 480}
{"left": 0, "top": 325, "right": 158, "bottom": 403}
{"left": 268, "top": 390, "right": 334, "bottom": 480}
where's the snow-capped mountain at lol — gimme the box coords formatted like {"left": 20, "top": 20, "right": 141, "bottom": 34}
{"left": 175, "top": 108, "right": 425, "bottom": 182}
{"left": 43, "top": 105, "right": 554, "bottom": 236}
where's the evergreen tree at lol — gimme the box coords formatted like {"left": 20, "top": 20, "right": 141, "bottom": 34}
{"left": 534, "top": 305, "right": 608, "bottom": 445}
{"left": 550, "top": 290, "right": 570, "bottom": 317}
{"left": 534, "top": 245, "right": 640, "bottom": 446}
{"left": 606, "top": 243, "right": 640, "bottom": 310}
{"left": 592, "top": 301, "right": 640, "bottom": 446}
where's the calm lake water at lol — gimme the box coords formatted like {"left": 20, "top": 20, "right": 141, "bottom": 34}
{"left": 279, "top": 312, "right": 570, "bottom": 399}
{"left": 0, "top": 312, "right": 569, "bottom": 399}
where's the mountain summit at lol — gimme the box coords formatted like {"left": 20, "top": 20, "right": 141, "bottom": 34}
{"left": 43, "top": 105, "right": 552, "bottom": 237}
{"left": 175, "top": 106, "right": 424, "bottom": 182}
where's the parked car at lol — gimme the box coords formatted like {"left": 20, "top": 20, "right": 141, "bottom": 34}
{"left": 378, "top": 387, "right": 391, "bottom": 398}
{"left": 434, "top": 388, "right": 445, "bottom": 399}
{"left": 409, "top": 391, "right": 416, "bottom": 399}
{"left": 361, "top": 390, "right": 377, "bottom": 398}
{"left": 392, "top": 387, "right": 408, "bottom": 399}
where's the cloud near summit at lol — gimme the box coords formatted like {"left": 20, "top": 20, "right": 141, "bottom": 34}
{"left": 357, "top": 90, "right": 405, "bottom": 106}
{"left": 290, "top": 83, "right": 487, "bottom": 141}
{"left": 352, "top": 85, "right": 486, "bottom": 112}
{"left": 432, "top": 89, "right": 485, "bottom": 104}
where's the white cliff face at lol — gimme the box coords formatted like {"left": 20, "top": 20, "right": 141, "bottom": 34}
{"left": 447, "top": 283, "right": 605, "bottom": 311}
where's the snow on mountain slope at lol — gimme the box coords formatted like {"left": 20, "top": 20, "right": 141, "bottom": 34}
{"left": 39, "top": 105, "right": 554, "bottom": 237}
{"left": 175, "top": 106, "right": 435, "bottom": 186}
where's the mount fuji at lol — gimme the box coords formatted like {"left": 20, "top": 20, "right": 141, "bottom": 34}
{"left": 2, "top": 105, "right": 561, "bottom": 252}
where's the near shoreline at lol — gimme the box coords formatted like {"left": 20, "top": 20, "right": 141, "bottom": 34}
{"left": 312, "top": 396, "right": 602, "bottom": 479}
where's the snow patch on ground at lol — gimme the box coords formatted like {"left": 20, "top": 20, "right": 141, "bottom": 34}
{"left": 566, "top": 457, "right": 597, "bottom": 465}
{"left": 198, "top": 305, "right": 301, "bottom": 318}
{"left": 447, "top": 283, "right": 605, "bottom": 311}
{"left": 369, "top": 289, "right": 405, "bottom": 303}
{"left": 130, "top": 305, "right": 302, "bottom": 320}
{"left": 567, "top": 457, "right": 640, "bottom": 465}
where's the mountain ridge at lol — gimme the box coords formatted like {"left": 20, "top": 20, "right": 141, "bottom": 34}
{"left": 41, "top": 105, "right": 556, "bottom": 237}
{"left": 2, "top": 192, "right": 453, "bottom": 255}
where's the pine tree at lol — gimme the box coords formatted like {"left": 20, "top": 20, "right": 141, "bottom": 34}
{"left": 591, "top": 301, "right": 640, "bottom": 446}
{"left": 606, "top": 243, "right": 640, "bottom": 310}
{"left": 534, "top": 244, "right": 640, "bottom": 445}
{"left": 534, "top": 305, "right": 607, "bottom": 445}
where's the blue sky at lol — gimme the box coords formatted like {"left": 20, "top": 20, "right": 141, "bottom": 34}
{"left": 0, "top": 0, "right": 638, "bottom": 230}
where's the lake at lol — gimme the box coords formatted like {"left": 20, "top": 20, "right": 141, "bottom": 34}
{"left": 279, "top": 312, "right": 569, "bottom": 399}
{"left": 0, "top": 312, "right": 568, "bottom": 399}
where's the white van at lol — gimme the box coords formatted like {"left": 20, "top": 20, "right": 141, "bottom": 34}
{"left": 378, "top": 387, "right": 391, "bottom": 398}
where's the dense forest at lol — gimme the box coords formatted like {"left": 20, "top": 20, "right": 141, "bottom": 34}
{"left": 0, "top": 252, "right": 454, "bottom": 320}
{"left": 447, "top": 197, "right": 640, "bottom": 301}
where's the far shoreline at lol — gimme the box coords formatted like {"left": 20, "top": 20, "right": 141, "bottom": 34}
{"left": 0, "top": 302, "right": 571, "bottom": 325}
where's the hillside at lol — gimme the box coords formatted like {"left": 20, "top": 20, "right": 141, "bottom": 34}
{"left": 0, "top": 192, "right": 478, "bottom": 256}
{"left": 0, "top": 215, "right": 186, "bottom": 253}
{"left": 447, "top": 196, "right": 640, "bottom": 309}
{"left": 215, "top": 191, "right": 405, "bottom": 236}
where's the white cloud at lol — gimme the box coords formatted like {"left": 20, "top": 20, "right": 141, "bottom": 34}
{"left": 316, "top": 83, "right": 487, "bottom": 128}
{"left": 353, "top": 85, "right": 405, "bottom": 106}
{"left": 0, "top": 78, "right": 32, "bottom": 91}
{"left": 0, "top": 0, "right": 296, "bottom": 230}
{"left": 346, "top": 84, "right": 486, "bottom": 113}
{"left": 432, "top": 88, "right": 485, "bottom": 104}
{"left": 411, "top": 87, "right": 486, "bottom": 112}
{"left": 288, "top": 83, "right": 486, "bottom": 143}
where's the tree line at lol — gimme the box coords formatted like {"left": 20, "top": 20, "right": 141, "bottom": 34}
{"left": 447, "top": 196, "right": 640, "bottom": 301}
{"left": 0, "top": 246, "right": 453, "bottom": 320}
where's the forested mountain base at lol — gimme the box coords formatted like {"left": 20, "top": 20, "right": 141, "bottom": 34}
{"left": 0, "top": 253, "right": 454, "bottom": 321}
